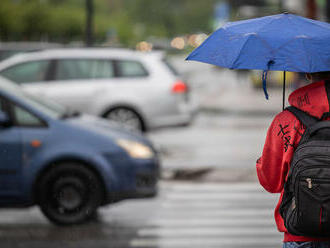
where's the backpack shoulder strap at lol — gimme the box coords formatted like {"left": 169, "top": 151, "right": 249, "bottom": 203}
{"left": 285, "top": 106, "right": 318, "bottom": 128}
{"left": 321, "top": 80, "right": 330, "bottom": 120}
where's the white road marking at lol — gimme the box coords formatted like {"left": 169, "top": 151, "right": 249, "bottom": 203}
{"left": 130, "top": 182, "right": 281, "bottom": 248}
{"left": 130, "top": 237, "right": 281, "bottom": 247}
{"left": 165, "top": 192, "right": 276, "bottom": 201}
{"left": 161, "top": 182, "right": 264, "bottom": 191}
{"left": 148, "top": 218, "right": 275, "bottom": 226}
{"left": 137, "top": 227, "right": 280, "bottom": 236}
{"left": 149, "top": 208, "right": 273, "bottom": 217}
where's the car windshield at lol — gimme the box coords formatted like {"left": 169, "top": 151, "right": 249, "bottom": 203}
{"left": 0, "top": 77, "right": 66, "bottom": 119}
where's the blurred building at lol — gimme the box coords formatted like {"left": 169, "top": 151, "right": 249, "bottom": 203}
{"left": 282, "top": 0, "right": 305, "bottom": 15}
{"left": 225, "top": 0, "right": 329, "bottom": 21}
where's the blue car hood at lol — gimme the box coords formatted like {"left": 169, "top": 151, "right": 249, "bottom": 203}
{"left": 64, "top": 114, "right": 153, "bottom": 146}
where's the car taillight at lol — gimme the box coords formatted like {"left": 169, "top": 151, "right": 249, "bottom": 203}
{"left": 172, "top": 80, "right": 187, "bottom": 94}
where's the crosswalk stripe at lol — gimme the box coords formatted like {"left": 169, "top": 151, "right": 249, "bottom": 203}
{"left": 130, "top": 237, "right": 282, "bottom": 247}
{"left": 165, "top": 192, "right": 277, "bottom": 201}
{"left": 137, "top": 227, "right": 281, "bottom": 236}
{"left": 148, "top": 218, "right": 275, "bottom": 226}
{"left": 161, "top": 182, "right": 264, "bottom": 191}
{"left": 129, "top": 182, "right": 281, "bottom": 248}
{"left": 150, "top": 209, "right": 273, "bottom": 217}
{"left": 161, "top": 202, "right": 276, "bottom": 209}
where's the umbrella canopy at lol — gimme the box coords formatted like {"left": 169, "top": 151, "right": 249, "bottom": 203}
{"left": 186, "top": 13, "right": 330, "bottom": 73}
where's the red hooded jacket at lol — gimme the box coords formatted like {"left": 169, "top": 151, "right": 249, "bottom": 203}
{"left": 256, "top": 80, "right": 330, "bottom": 242}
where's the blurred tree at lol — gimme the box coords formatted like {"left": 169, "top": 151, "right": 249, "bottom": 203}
{"left": 0, "top": 0, "right": 218, "bottom": 45}
{"left": 306, "top": 0, "right": 317, "bottom": 19}
{"left": 21, "top": 2, "right": 50, "bottom": 40}
{"left": 85, "top": 0, "right": 94, "bottom": 46}
{"left": 326, "top": 0, "right": 330, "bottom": 21}
{"left": 127, "top": 0, "right": 215, "bottom": 37}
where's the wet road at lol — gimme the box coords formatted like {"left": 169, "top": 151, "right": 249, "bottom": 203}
{"left": 0, "top": 182, "right": 282, "bottom": 248}
{"left": 148, "top": 111, "right": 272, "bottom": 171}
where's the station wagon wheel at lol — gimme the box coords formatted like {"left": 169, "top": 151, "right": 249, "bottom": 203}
{"left": 37, "top": 163, "right": 103, "bottom": 225}
{"left": 105, "top": 107, "right": 145, "bottom": 132}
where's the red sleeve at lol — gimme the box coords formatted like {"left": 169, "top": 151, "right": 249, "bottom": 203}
{"left": 256, "top": 111, "right": 304, "bottom": 193}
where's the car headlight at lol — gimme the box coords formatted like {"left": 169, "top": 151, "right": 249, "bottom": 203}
{"left": 116, "top": 139, "right": 154, "bottom": 159}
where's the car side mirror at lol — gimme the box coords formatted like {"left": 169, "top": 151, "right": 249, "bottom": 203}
{"left": 0, "top": 111, "right": 11, "bottom": 127}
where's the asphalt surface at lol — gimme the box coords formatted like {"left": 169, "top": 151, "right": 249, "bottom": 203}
{"left": 0, "top": 182, "right": 282, "bottom": 248}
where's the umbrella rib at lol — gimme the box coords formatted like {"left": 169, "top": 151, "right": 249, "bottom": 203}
{"left": 230, "top": 35, "right": 274, "bottom": 69}
{"left": 274, "top": 17, "right": 311, "bottom": 72}
{"left": 230, "top": 17, "right": 278, "bottom": 69}
{"left": 230, "top": 36, "right": 250, "bottom": 69}
{"left": 302, "top": 16, "right": 330, "bottom": 30}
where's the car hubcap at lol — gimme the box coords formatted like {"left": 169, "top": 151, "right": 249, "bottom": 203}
{"left": 52, "top": 177, "right": 86, "bottom": 213}
{"left": 107, "top": 109, "right": 142, "bottom": 131}
{"left": 58, "top": 186, "right": 82, "bottom": 210}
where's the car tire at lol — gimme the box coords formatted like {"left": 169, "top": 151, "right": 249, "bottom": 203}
{"left": 104, "top": 107, "right": 145, "bottom": 132}
{"left": 37, "top": 163, "right": 103, "bottom": 225}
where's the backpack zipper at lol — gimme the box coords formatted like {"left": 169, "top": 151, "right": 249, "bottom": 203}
{"left": 306, "top": 178, "right": 312, "bottom": 189}
{"left": 294, "top": 168, "right": 330, "bottom": 217}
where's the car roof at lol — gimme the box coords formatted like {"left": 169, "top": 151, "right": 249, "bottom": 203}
{"left": 0, "top": 42, "right": 63, "bottom": 50}
{"left": 0, "top": 48, "right": 165, "bottom": 65}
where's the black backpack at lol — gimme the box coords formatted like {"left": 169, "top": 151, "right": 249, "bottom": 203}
{"left": 280, "top": 105, "right": 330, "bottom": 237}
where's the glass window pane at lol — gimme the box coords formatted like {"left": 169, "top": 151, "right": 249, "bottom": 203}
{"left": 0, "top": 60, "right": 50, "bottom": 84}
{"left": 55, "top": 59, "right": 114, "bottom": 80}
{"left": 117, "top": 60, "right": 148, "bottom": 77}
{"left": 14, "top": 105, "right": 43, "bottom": 126}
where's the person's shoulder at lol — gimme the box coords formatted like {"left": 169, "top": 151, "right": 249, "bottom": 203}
{"left": 273, "top": 109, "right": 298, "bottom": 123}
{"left": 267, "top": 109, "right": 299, "bottom": 131}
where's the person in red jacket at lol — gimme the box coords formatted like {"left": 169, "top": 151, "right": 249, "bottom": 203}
{"left": 257, "top": 71, "right": 330, "bottom": 248}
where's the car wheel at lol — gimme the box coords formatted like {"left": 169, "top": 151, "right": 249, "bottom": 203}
{"left": 37, "top": 163, "right": 103, "bottom": 225}
{"left": 105, "top": 107, "right": 145, "bottom": 132}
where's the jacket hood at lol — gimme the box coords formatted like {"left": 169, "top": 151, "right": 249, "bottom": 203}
{"left": 288, "top": 80, "right": 330, "bottom": 119}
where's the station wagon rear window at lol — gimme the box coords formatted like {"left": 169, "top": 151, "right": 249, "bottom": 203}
{"left": 116, "top": 60, "right": 149, "bottom": 77}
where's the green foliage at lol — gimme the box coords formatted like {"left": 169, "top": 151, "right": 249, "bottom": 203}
{"left": 47, "top": 6, "right": 84, "bottom": 42}
{"left": 127, "top": 0, "right": 215, "bottom": 37}
{"left": 0, "top": 0, "right": 216, "bottom": 44}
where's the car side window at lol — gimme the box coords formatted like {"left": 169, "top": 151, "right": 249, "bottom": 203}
{"left": 13, "top": 104, "right": 44, "bottom": 126}
{"left": 0, "top": 60, "right": 50, "bottom": 84}
{"left": 117, "top": 60, "right": 149, "bottom": 77}
{"left": 55, "top": 59, "right": 115, "bottom": 80}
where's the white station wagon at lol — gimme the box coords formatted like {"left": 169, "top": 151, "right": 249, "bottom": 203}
{"left": 0, "top": 48, "right": 196, "bottom": 131}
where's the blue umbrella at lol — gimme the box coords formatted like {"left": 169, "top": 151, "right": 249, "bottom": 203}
{"left": 186, "top": 13, "right": 330, "bottom": 108}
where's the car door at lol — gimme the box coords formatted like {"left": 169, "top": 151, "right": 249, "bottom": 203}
{"left": 0, "top": 97, "right": 23, "bottom": 198}
{"left": 96, "top": 59, "right": 155, "bottom": 108}
{"left": 33, "top": 58, "right": 116, "bottom": 114}
{"left": 109, "top": 59, "right": 168, "bottom": 115}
